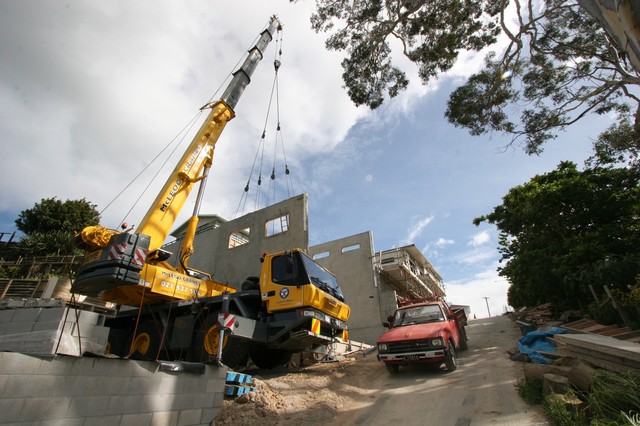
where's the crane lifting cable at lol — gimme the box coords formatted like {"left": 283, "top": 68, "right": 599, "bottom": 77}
{"left": 98, "top": 28, "right": 262, "bottom": 231}
{"left": 235, "top": 27, "right": 294, "bottom": 218}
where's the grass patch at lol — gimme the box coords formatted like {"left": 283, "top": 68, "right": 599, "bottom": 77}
{"left": 515, "top": 377, "right": 544, "bottom": 405}
{"left": 516, "top": 371, "right": 640, "bottom": 425}
{"left": 543, "top": 391, "right": 586, "bottom": 426}
{"left": 587, "top": 370, "right": 640, "bottom": 425}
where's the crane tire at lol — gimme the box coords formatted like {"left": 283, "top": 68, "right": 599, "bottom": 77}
{"left": 190, "top": 313, "right": 249, "bottom": 370}
{"left": 129, "top": 321, "right": 164, "bottom": 361}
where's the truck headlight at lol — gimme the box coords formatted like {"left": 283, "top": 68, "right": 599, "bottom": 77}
{"left": 378, "top": 343, "right": 388, "bottom": 352}
{"left": 430, "top": 338, "right": 443, "bottom": 347}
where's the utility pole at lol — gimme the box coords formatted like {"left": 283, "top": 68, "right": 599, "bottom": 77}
{"left": 483, "top": 297, "right": 491, "bottom": 317}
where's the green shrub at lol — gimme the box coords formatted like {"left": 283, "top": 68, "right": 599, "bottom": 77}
{"left": 587, "top": 371, "right": 640, "bottom": 425}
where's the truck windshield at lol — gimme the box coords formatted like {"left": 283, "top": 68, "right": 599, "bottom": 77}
{"left": 393, "top": 305, "right": 445, "bottom": 327}
{"left": 299, "top": 253, "right": 345, "bottom": 302}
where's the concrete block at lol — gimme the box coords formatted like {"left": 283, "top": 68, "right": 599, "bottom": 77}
{"left": 82, "top": 414, "right": 123, "bottom": 426}
{"left": 11, "top": 308, "right": 41, "bottom": 323}
{"left": 50, "top": 375, "right": 105, "bottom": 397}
{"left": 173, "top": 392, "right": 196, "bottom": 410}
{"left": 157, "top": 376, "right": 180, "bottom": 394}
{"left": 190, "top": 392, "right": 215, "bottom": 409}
{"left": 36, "top": 357, "right": 77, "bottom": 376}
{"left": 107, "top": 394, "right": 145, "bottom": 415}
{"left": 182, "top": 376, "right": 204, "bottom": 393}
{"left": 206, "top": 377, "right": 225, "bottom": 394}
{"left": 177, "top": 409, "right": 202, "bottom": 426}
{"left": 0, "top": 352, "right": 42, "bottom": 375}
{"left": 127, "top": 376, "right": 158, "bottom": 396}
{"left": 4, "top": 321, "right": 35, "bottom": 334}
{"left": 212, "top": 391, "right": 225, "bottom": 409}
{"left": 215, "top": 366, "right": 228, "bottom": 379}
{"left": 1, "top": 374, "right": 54, "bottom": 398}
{"left": 145, "top": 392, "right": 175, "bottom": 413}
{"left": 19, "top": 396, "right": 71, "bottom": 421}
{"left": 0, "top": 397, "right": 25, "bottom": 422}
{"left": 121, "top": 413, "right": 154, "bottom": 426}
{"left": 78, "top": 310, "right": 102, "bottom": 326}
{"left": 0, "top": 309, "right": 15, "bottom": 323}
{"left": 66, "top": 395, "right": 110, "bottom": 418}
{"left": 36, "top": 307, "right": 65, "bottom": 322}
{"left": 92, "top": 375, "right": 132, "bottom": 396}
{"left": 44, "top": 418, "right": 84, "bottom": 426}
{"left": 200, "top": 407, "right": 222, "bottom": 425}
{"left": 0, "top": 329, "right": 58, "bottom": 355}
{"left": 152, "top": 411, "right": 179, "bottom": 426}
{"left": 31, "top": 320, "right": 63, "bottom": 332}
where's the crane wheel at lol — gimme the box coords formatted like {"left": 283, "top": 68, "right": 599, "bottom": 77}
{"left": 190, "top": 313, "right": 249, "bottom": 370}
{"left": 128, "top": 321, "right": 163, "bottom": 361}
{"left": 203, "top": 323, "right": 228, "bottom": 355}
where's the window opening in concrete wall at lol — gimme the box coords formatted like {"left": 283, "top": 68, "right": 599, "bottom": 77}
{"left": 265, "top": 214, "right": 289, "bottom": 237}
{"left": 313, "top": 251, "right": 330, "bottom": 260}
{"left": 229, "top": 227, "right": 250, "bottom": 249}
{"left": 341, "top": 244, "right": 360, "bottom": 253}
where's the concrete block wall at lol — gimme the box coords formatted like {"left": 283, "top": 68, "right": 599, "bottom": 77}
{"left": 0, "top": 306, "right": 109, "bottom": 356}
{"left": 0, "top": 353, "right": 226, "bottom": 425}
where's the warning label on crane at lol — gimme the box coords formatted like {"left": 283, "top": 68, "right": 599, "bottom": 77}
{"left": 218, "top": 312, "right": 236, "bottom": 331}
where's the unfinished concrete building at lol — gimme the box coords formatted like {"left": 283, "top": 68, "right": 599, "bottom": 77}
{"left": 166, "top": 193, "right": 446, "bottom": 345}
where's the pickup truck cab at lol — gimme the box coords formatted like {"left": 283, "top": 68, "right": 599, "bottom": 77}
{"left": 376, "top": 300, "right": 468, "bottom": 374}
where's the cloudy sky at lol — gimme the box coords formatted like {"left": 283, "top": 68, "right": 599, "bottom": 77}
{"left": 0, "top": 1, "right": 612, "bottom": 318}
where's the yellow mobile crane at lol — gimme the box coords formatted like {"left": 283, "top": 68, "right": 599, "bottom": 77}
{"left": 73, "top": 17, "right": 350, "bottom": 370}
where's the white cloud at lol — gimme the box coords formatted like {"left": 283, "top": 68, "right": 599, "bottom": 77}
{"left": 435, "top": 238, "right": 455, "bottom": 248}
{"left": 444, "top": 267, "right": 512, "bottom": 319}
{"left": 469, "top": 230, "right": 491, "bottom": 247}
{"left": 402, "top": 215, "right": 434, "bottom": 244}
{"left": 454, "top": 247, "right": 496, "bottom": 266}
{"left": 0, "top": 0, "right": 365, "bottom": 230}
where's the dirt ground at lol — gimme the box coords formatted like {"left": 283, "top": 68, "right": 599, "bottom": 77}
{"left": 213, "top": 315, "right": 546, "bottom": 425}
{"left": 213, "top": 350, "right": 383, "bottom": 425}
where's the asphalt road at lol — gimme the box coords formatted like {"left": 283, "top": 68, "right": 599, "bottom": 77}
{"left": 336, "top": 315, "right": 550, "bottom": 426}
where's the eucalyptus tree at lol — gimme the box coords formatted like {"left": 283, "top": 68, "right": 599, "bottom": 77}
{"left": 305, "top": 0, "right": 640, "bottom": 166}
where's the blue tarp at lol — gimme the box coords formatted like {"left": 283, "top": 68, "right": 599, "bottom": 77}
{"left": 517, "top": 327, "right": 569, "bottom": 364}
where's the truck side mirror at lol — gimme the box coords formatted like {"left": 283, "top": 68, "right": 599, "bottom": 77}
{"left": 383, "top": 321, "right": 390, "bottom": 328}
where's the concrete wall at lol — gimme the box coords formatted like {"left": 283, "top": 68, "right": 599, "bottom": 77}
{"left": 309, "top": 232, "right": 392, "bottom": 345}
{"left": 165, "top": 194, "right": 308, "bottom": 287}
{"left": 0, "top": 353, "right": 225, "bottom": 426}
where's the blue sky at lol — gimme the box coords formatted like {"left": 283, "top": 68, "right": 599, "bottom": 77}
{"left": 0, "top": 1, "right": 611, "bottom": 318}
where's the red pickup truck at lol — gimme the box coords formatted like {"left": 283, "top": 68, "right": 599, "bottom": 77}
{"left": 376, "top": 299, "right": 468, "bottom": 374}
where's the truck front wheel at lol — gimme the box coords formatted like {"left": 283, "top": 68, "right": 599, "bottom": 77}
{"left": 445, "top": 340, "right": 457, "bottom": 372}
{"left": 385, "top": 363, "right": 399, "bottom": 374}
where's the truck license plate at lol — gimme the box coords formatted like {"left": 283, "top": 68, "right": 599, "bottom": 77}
{"left": 404, "top": 355, "right": 420, "bottom": 361}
